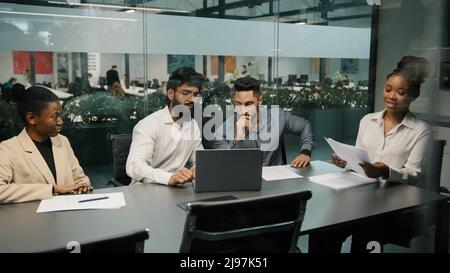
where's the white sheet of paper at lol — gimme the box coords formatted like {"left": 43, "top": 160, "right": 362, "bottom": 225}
{"left": 309, "top": 171, "right": 378, "bottom": 190}
{"left": 325, "top": 137, "right": 371, "bottom": 177}
{"left": 262, "top": 166, "right": 303, "bottom": 181}
{"left": 37, "top": 192, "right": 126, "bottom": 213}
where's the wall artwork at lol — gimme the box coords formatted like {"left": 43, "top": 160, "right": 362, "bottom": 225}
{"left": 167, "top": 54, "right": 195, "bottom": 74}
{"left": 13, "top": 51, "right": 53, "bottom": 75}
{"left": 12, "top": 51, "right": 30, "bottom": 74}
{"left": 34, "top": 52, "right": 53, "bottom": 74}
{"left": 341, "top": 58, "right": 359, "bottom": 74}
{"left": 309, "top": 58, "right": 329, "bottom": 76}
{"left": 210, "top": 56, "right": 236, "bottom": 75}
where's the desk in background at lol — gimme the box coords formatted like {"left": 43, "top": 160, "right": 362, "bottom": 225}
{"left": 34, "top": 85, "right": 73, "bottom": 100}
{"left": 124, "top": 88, "right": 157, "bottom": 97}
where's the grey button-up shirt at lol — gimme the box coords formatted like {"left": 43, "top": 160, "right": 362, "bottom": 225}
{"left": 211, "top": 107, "right": 314, "bottom": 166}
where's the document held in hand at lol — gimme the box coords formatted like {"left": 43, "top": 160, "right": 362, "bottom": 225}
{"left": 324, "top": 137, "right": 372, "bottom": 177}
{"left": 310, "top": 137, "right": 378, "bottom": 190}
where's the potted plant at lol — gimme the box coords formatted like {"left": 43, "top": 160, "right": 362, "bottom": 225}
{"left": 61, "top": 92, "right": 130, "bottom": 166}
{"left": 122, "top": 92, "right": 167, "bottom": 129}
{"left": 60, "top": 91, "right": 168, "bottom": 166}
{"left": 202, "top": 80, "right": 232, "bottom": 113}
{"left": 0, "top": 100, "right": 22, "bottom": 141}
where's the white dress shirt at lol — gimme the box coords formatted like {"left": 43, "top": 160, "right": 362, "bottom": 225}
{"left": 355, "top": 109, "right": 432, "bottom": 185}
{"left": 126, "top": 106, "right": 203, "bottom": 185}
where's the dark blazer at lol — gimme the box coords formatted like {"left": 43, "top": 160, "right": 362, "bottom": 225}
{"left": 106, "top": 69, "right": 120, "bottom": 86}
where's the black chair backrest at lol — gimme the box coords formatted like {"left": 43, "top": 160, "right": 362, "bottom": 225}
{"left": 419, "top": 139, "right": 446, "bottom": 192}
{"left": 180, "top": 190, "right": 312, "bottom": 253}
{"left": 1, "top": 86, "right": 12, "bottom": 102}
{"left": 110, "top": 134, "right": 133, "bottom": 185}
{"left": 45, "top": 229, "right": 149, "bottom": 253}
{"left": 280, "top": 135, "right": 287, "bottom": 165}
{"left": 383, "top": 140, "right": 446, "bottom": 248}
{"left": 97, "top": 76, "right": 107, "bottom": 88}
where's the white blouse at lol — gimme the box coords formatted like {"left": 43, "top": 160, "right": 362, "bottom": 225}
{"left": 356, "top": 110, "right": 432, "bottom": 185}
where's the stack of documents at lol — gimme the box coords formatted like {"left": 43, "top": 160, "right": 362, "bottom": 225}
{"left": 262, "top": 166, "right": 303, "bottom": 181}
{"left": 37, "top": 192, "right": 126, "bottom": 213}
{"left": 307, "top": 138, "right": 379, "bottom": 190}
{"left": 309, "top": 171, "right": 378, "bottom": 190}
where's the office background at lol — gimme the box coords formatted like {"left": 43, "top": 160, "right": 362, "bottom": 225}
{"left": 0, "top": 1, "right": 449, "bottom": 194}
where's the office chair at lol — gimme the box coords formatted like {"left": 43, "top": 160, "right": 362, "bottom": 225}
{"left": 97, "top": 76, "right": 107, "bottom": 90}
{"left": 179, "top": 190, "right": 312, "bottom": 253}
{"left": 299, "top": 74, "right": 309, "bottom": 83}
{"left": 107, "top": 134, "right": 133, "bottom": 187}
{"left": 44, "top": 229, "right": 149, "bottom": 253}
{"left": 288, "top": 74, "right": 297, "bottom": 86}
{"left": 1, "top": 86, "right": 12, "bottom": 102}
{"left": 419, "top": 139, "right": 447, "bottom": 192}
{"left": 383, "top": 139, "right": 447, "bottom": 250}
{"left": 152, "top": 78, "right": 160, "bottom": 89}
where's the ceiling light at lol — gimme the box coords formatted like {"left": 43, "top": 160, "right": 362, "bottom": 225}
{"left": 47, "top": 1, "right": 190, "bottom": 14}
{"left": 0, "top": 10, "right": 138, "bottom": 21}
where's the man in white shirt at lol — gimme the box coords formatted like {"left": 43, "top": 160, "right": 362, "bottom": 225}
{"left": 126, "top": 67, "right": 205, "bottom": 186}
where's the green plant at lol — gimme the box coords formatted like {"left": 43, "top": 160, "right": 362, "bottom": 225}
{"left": 122, "top": 92, "right": 167, "bottom": 127}
{"left": 62, "top": 91, "right": 130, "bottom": 132}
{"left": 201, "top": 80, "right": 233, "bottom": 112}
{"left": 145, "top": 92, "right": 167, "bottom": 113}
{"left": 262, "top": 84, "right": 369, "bottom": 111}
{"left": 61, "top": 91, "right": 168, "bottom": 132}
{"left": 0, "top": 100, "right": 22, "bottom": 140}
{"left": 263, "top": 87, "right": 304, "bottom": 109}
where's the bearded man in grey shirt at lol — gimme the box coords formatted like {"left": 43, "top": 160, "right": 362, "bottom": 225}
{"left": 211, "top": 77, "right": 314, "bottom": 167}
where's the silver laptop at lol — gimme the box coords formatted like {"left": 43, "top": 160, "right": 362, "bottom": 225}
{"left": 193, "top": 149, "right": 263, "bottom": 192}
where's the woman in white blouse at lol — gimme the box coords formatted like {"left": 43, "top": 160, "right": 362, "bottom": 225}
{"left": 310, "top": 56, "right": 432, "bottom": 253}
{"left": 333, "top": 56, "right": 432, "bottom": 186}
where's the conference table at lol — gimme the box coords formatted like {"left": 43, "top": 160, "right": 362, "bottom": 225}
{"left": 34, "top": 85, "right": 73, "bottom": 100}
{"left": 0, "top": 161, "right": 448, "bottom": 253}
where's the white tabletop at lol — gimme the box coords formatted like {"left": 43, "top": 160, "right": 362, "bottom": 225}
{"left": 35, "top": 85, "right": 73, "bottom": 99}
{"left": 124, "top": 88, "right": 157, "bottom": 97}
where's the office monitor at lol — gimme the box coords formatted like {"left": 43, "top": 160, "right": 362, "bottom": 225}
{"left": 288, "top": 74, "right": 297, "bottom": 82}
{"left": 97, "top": 76, "right": 106, "bottom": 87}
{"left": 273, "top": 77, "right": 282, "bottom": 85}
{"left": 299, "top": 74, "right": 309, "bottom": 83}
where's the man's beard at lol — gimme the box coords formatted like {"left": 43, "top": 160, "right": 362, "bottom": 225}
{"left": 172, "top": 98, "right": 194, "bottom": 119}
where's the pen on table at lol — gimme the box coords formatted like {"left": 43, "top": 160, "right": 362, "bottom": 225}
{"left": 78, "top": 196, "right": 109, "bottom": 203}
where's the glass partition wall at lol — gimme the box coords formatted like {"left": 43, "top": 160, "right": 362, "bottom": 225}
{"left": 2, "top": 0, "right": 450, "bottom": 254}
{"left": 0, "top": 0, "right": 374, "bottom": 185}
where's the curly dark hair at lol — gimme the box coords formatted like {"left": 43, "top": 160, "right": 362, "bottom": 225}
{"left": 386, "top": 56, "right": 430, "bottom": 99}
